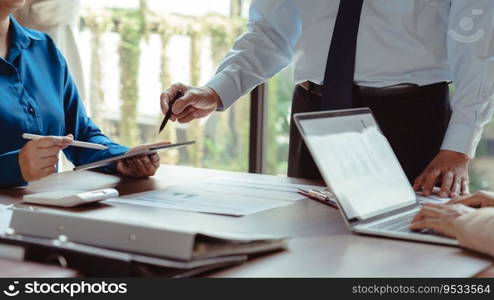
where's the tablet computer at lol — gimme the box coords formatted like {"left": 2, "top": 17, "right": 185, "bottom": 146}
{"left": 74, "top": 141, "right": 195, "bottom": 171}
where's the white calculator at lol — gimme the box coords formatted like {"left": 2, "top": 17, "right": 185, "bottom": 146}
{"left": 22, "top": 189, "right": 119, "bottom": 208}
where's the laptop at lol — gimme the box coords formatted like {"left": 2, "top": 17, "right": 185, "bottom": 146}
{"left": 293, "top": 108, "right": 458, "bottom": 246}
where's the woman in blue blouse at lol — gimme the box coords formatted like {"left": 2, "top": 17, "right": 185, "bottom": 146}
{"left": 0, "top": 0, "right": 161, "bottom": 187}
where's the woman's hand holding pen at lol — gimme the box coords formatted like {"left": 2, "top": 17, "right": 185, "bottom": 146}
{"left": 19, "top": 134, "right": 74, "bottom": 182}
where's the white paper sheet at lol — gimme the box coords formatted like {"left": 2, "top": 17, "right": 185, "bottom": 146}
{"left": 0, "top": 204, "right": 12, "bottom": 234}
{"left": 194, "top": 178, "right": 324, "bottom": 202}
{"left": 106, "top": 179, "right": 324, "bottom": 216}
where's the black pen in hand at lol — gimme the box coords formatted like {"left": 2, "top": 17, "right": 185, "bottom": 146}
{"left": 159, "top": 90, "right": 183, "bottom": 133}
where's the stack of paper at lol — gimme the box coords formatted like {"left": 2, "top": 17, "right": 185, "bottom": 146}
{"left": 107, "top": 178, "right": 324, "bottom": 216}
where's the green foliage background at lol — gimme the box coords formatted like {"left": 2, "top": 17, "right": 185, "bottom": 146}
{"left": 82, "top": 1, "right": 292, "bottom": 175}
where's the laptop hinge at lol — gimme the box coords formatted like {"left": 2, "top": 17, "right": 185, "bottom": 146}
{"left": 350, "top": 202, "right": 420, "bottom": 227}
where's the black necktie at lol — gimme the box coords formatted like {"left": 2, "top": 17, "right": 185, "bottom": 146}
{"left": 321, "top": 0, "right": 364, "bottom": 110}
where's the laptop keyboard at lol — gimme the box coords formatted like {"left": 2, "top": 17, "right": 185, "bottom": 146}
{"left": 369, "top": 210, "right": 418, "bottom": 233}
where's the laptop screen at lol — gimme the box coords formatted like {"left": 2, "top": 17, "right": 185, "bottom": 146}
{"left": 294, "top": 109, "right": 416, "bottom": 220}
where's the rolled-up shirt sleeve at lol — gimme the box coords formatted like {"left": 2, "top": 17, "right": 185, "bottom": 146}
{"left": 455, "top": 208, "right": 494, "bottom": 257}
{"left": 442, "top": 1, "right": 494, "bottom": 157}
{"left": 206, "top": 0, "right": 301, "bottom": 110}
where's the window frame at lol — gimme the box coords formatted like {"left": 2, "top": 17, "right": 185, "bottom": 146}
{"left": 248, "top": 83, "right": 268, "bottom": 173}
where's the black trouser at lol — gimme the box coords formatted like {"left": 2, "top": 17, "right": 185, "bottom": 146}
{"left": 287, "top": 82, "right": 452, "bottom": 182}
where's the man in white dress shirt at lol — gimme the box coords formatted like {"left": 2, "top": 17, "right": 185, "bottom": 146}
{"left": 160, "top": 0, "right": 494, "bottom": 198}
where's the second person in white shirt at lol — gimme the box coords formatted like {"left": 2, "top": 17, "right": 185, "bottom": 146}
{"left": 160, "top": 0, "right": 494, "bottom": 199}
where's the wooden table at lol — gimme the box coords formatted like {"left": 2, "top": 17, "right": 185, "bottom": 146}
{"left": 0, "top": 165, "right": 492, "bottom": 277}
{"left": 0, "top": 258, "right": 76, "bottom": 277}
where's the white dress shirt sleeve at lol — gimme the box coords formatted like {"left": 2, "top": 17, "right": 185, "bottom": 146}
{"left": 442, "top": 1, "right": 494, "bottom": 157}
{"left": 206, "top": 0, "right": 301, "bottom": 110}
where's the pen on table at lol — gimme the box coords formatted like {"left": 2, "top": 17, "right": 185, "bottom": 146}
{"left": 22, "top": 133, "right": 108, "bottom": 150}
{"left": 159, "top": 90, "right": 183, "bottom": 133}
{"left": 298, "top": 188, "right": 338, "bottom": 209}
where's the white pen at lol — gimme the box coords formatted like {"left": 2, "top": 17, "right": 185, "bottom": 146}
{"left": 22, "top": 133, "right": 108, "bottom": 150}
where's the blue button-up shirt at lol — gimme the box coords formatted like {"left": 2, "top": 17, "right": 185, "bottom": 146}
{"left": 0, "top": 17, "right": 128, "bottom": 188}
